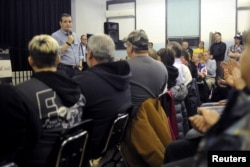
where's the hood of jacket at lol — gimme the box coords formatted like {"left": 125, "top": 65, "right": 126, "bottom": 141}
{"left": 32, "top": 71, "right": 81, "bottom": 107}
{"left": 166, "top": 65, "right": 179, "bottom": 89}
{"left": 89, "top": 61, "right": 131, "bottom": 91}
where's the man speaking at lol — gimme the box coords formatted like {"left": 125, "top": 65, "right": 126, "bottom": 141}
{"left": 52, "top": 13, "right": 83, "bottom": 78}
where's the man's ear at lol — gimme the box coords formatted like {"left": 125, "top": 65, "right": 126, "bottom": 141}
{"left": 28, "top": 56, "right": 34, "bottom": 67}
{"left": 129, "top": 46, "right": 134, "bottom": 54}
{"left": 88, "top": 50, "right": 93, "bottom": 59}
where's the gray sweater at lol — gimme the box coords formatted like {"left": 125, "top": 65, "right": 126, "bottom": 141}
{"left": 127, "top": 56, "right": 168, "bottom": 112}
{"left": 204, "top": 59, "right": 216, "bottom": 77}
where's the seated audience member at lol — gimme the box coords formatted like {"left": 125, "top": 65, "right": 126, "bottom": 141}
{"left": 202, "top": 51, "right": 216, "bottom": 90}
{"left": 157, "top": 48, "right": 178, "bottom": 89}
{"left": 125, "top": 29, "right": 168, "bottom": 112}
{"left": 182, "top": 41, "right": 193, "bottom": 58}
{"left": 192, "top": 53, "right": 210, "bottom": 102}
{"left": 193, "top": 41, "right": 208, "bottom": 57}
{"left": 0, "top": 85, "right": 40, "bottom": 166}
{"left": 158, "top": 48, "right": 189, "bottom": 138}
{"left": 148, "top": 41, "right": 154, "bottom": 49}
{"left": 15, "top": 34, "right": 84, "bottom": 167}
{"left": 164, "top": 46, "right": 248, "bottom": 166}
{"left": 148, "top": 47, "right": 158, "bottom": 60}
{"left": 73, "top": 34, "right": 132, "bottom": 159}
{"left": 192, "top": 53, "right": 207, "bottom": 79}
{"left": 181, "top": 52, "right": 192, "bottom": 85}
{"left": 168, "top": 42, "right": 192, "bottom": 86}
{"left": 167, "top": 41, "right": 187, "bottom": 85}
{"left": 227, "top": 34, "right": 244, "bottom": 61}
{"left": 122, "top": 29, "right": 171, "bottom": 167}
{"left": 189, "top": 59, "right": 247, "bottom": 167}
{"left": 180, "top": 49, "right": 198, "bottom": 79}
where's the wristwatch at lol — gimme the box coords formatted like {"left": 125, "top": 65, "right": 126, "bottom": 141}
{"left": 66, "top": 41, "right": 71, "bottom": 46}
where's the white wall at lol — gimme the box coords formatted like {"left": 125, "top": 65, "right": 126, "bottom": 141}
{"left": 73, "top": 0, "right": 242, "bottom": 59}
{"left": 73, "top": 0, "right": 166, "bottom": 59}
{"left": 72, "top": 0, "right": 106, "bottom": 36}
{"left": 136, "top": 0, "right": 166, "bottom": 50}
{"left": 107, "top": 2, "right": 136, "bottom": 40}
{"left": 201, "top": 0, "right": 236, "bottom": 51}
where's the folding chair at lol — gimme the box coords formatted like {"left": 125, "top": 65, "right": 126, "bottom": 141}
{"left": 48, "top": 119, "right": 94, "bottom": 167}
{"left": 101, "top": 112, "right": 130, "bottom": 155}
{"left": 90, "top": 106, "right": 132, "bottom": 167}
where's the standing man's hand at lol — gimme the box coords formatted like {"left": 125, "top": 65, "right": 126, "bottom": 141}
{"left": 67, "top": 34, "right": 74, "bottom": 45}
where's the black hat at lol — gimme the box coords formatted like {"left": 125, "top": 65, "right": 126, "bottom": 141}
{"left": 234, "top": 34, "right": 242, "bottom": 40}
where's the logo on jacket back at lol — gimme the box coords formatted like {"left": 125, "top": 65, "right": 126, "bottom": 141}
{"left": 36, "top": 89, "right": 83, "bottom": 129}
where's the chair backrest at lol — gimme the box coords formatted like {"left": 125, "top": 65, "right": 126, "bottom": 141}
{"left": 49, "top": 119, "right": 94, "bottom": 167}
{"left": 0, "top": 162, "right": 17, "bottom": 167}
{"left": 185, "top": 78, "right": 201, "bottom": 117}
{"left": 101, "top": 108, "right": 132, "bottom": 155}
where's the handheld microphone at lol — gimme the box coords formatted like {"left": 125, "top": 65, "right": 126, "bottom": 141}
{"left": 67, "top": 30, "right": 74, "bottom": 44}
{"left": 67, "top": 30, "right": 72, "bottom": 35}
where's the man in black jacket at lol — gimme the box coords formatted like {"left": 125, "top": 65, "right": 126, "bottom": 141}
{"left": 73, "top": 34, "right": 132, "bottom": 159}
{"left": 210, "top": 32, "right": 227, "bottom": 80}
{"left": 15, "top": 34, "right": 84, "bottom": 167}
{"left": 0, "top": 85, "right": 40, "bottom": 166}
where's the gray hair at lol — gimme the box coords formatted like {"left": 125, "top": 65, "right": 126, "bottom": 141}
{"left": 167, "top": 41, "right": 182, "bottom": 58}
{"left": 87, "top": 34, "right": 115, "bottom": 63}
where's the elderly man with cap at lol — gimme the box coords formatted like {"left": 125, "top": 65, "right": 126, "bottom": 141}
{"left": 122, "top": 29, "right": 170, "bottom": 167}
{"left": 124, "top": 29, "right": 168, "bottom": 113}
{"left": 227, "top": 34, "right": 244, "bottom": 61}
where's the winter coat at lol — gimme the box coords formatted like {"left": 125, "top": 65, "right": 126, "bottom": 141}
{"left": 16, "top": 71, "right": 84, "bottom": 167}
{"left": 121, "top": 98, "right": 172, "bottom": 167}
{"left": 170, "top": 84, "right": 189, "bottom": 138}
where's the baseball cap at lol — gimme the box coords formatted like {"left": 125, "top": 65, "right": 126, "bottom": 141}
{"left": 234, "top": 34, "right": 241, "bottom": 39}
{"left": 125, "top": 29, "right": 149, "bottom": 50}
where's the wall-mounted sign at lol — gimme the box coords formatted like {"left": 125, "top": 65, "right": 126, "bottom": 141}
{"left": 0, "top": 49, "right": 12, "bottom": 85}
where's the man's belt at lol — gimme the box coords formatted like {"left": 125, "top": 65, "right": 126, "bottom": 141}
{"left": 58, "top": 63, "right": 79, "bottom": 69}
